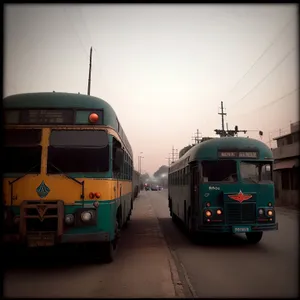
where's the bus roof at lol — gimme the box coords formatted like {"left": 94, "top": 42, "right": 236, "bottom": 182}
{"left": 4, "top": 92, "right": 114, "bottom": 110}
{"left": 4, "top": 92, "right": 133, "bottom": 156}
{"left": 170, "top": 137, "right": 273, "bottom": 172}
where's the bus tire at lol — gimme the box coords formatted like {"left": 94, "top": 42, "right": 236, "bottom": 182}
{"left": 102, "top": 240, "right": 117, "bottom": 263}
{"left": 246, "top": 232, "right": 263, "bottom": 244}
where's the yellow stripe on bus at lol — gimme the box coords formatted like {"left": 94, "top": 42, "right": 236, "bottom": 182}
{"left": 3, "top": 176, "right": 133, "bottom": 206}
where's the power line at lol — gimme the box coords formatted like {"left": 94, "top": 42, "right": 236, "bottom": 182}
{"left": 230, "top": 47, "right": 296, "bottom": 108}
{"left": 224, "top": 15, "right": 295, "bottom": 105}
{"left": 232, "top": 88, "right": 298, "bottom": 118}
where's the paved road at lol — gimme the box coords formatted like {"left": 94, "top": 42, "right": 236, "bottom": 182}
{"left": 4, "top": 192, "right": 183, "bottom": 298}
{"left": 150, "top": 190, "right": 299, "bottom": 298}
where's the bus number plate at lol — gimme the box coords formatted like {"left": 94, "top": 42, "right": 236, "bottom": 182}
{"left": 27, "top": 234, "right": 55, "bottom": 247}
{"left": 232, "top": 226, "right": 251, "bottom": 233}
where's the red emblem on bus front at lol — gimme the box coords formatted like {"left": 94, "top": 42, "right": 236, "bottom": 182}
{"left": 228, "top": 190, "right": 252, "bottom": 203}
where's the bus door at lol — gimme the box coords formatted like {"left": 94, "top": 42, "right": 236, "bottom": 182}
{"left": 190, "top": 163, "right": 200, "bottom": 230}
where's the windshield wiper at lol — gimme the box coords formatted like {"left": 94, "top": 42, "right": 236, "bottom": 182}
{"left": 48, "top": 162, "right": 85, "bottom": 202}
{"left": 8, "top": 164, "right": 39, "bottom": 205}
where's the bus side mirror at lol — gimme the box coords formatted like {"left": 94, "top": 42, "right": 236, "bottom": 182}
{"left": 114, "top": 148, "right": 124, "bottom": 170}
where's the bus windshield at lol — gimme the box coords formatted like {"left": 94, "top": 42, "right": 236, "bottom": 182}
{"left": 202, "top": 160, "right": 237, "bottom": 182}
{"left": 47, "top": 130, "right": 109, "bottom": 173}
{"left": 240, "top": 161, "right": 273, "bottom": 184}
{"left": 4, "top": 129, "right": 42, "bottom": 173}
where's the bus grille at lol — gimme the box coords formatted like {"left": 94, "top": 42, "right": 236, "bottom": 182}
{"left": 26, "top": 218, "right": 58, "bottom": 232}
{"left": 225, "top": 202, "right": 256, "bottom": 224}
{"left": 20, "top": 201, "right": 64, "bottom": 235}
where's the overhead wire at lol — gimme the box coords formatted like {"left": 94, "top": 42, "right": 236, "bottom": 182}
{"left": 231, "top": 87, "right": 298, "bottom": 117}
{"left": 224, "top": 15, "right": 296, "bottom": 106}
{"left": 229, "top": 47, "right": 296, "bottom": 107}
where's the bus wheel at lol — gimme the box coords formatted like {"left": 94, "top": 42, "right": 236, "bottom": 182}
{"left": 246, "top": 232, "right": 263, "bottom": 244}
{"left": 102, "top": 221, "right": 119, "bottom": 263}
{"left": 102, "top": 240, "right": 117, "bottom": 263}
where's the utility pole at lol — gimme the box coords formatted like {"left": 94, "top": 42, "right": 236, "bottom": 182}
{"left": 214, "top": 101, "right": 263, "bottom": 139}
{"left": 191, "top": 135, "right": 196, "bottom": 145}
{"left": 218, "top": 101, "right": 227, "bottom": 136}
{"left": 195, "top": 129, "right": 201, "bottom": 143}
{"left": 175, "top": 149, "right": 179, "bottom": 160}
{"left": 138, "top": 152, "right": 143, "bottom": 174}
{"left": 166, "top": 154, "right": 171, "bottom": 166}
{"left": 171, "top": 146, "right": 175, "bottom": 163}
{"left": 87, "top": 47, "right": 93, "bottom": 96}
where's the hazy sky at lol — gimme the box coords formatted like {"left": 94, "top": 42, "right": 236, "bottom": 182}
{"left": 4, "top": 4, "right": 298, "bottom": 174}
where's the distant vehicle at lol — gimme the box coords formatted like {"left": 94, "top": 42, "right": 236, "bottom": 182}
{"left": 145, "top": 185, "right": 151, "bottom": 191}
{"left": 3, "top": 92, "right": 136, "bottom": 263}
{"left": 151, "top": 186, "right": 159, "bottom": 191}
{"left": 168, "top": 137, "right": 277, "bottom": 244}
{"left": 158, "top": 186, "right": 163, "bottom": 191}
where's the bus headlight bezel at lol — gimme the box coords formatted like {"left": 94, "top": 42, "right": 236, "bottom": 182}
{"left": 258, "top": 208, "right": 264, "bottom": 215}
{"left": 81, "top": 211, "right": 93, "bottom": 222}
{"left": 65, "top": 214, "right": 75, "bottom": 225}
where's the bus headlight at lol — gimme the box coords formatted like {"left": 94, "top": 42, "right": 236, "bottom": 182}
{"left": 205, "top": 210, "right": 212, "bottom": 217}
{"left": 13, "top": 216, "right": 20, "bottom": 224}
{"left": 258, "top": 209, "right": 264, "bottom": 215}
{"left": 267, "top": 210, "right": 273, "bottom": 216}
{"left": 81, "top": 211, "right": 93, "bottom": 222}
{"left": 216, "top": 209, "right": 222, "bottom": 215}
{"left": 65, "top": 214, "right": 74, "bottom": 225}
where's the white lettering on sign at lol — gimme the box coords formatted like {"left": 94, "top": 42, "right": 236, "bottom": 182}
{"left": 209, "top": 186, "right": 220, "bottom": 191}
{"left": 238, "top": 152, "right": 257, "bottom": 158}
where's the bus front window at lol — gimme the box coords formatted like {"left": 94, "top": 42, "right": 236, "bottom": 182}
{"left": 4, "top": 129, "right": 42, "bottom": 173}
{"left": 240, "top": 162, "right": 273, "bottom": 183}
{"left": 202, "top": 160, "right": 237, "bottom": 182}
{"left": 47, "top": 130, "right": 109, "bottom": 173}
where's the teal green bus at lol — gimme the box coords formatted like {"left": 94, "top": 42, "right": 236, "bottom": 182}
{"left": 168, "top": 137, "right": 278, "bottom": 244}
{"left": 3, "top": 92, "right": 136, "bottom": 262}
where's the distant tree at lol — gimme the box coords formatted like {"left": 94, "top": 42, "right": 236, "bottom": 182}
{"left": 141, "top": 173, "right": 150, "bottom": 182}
{"left": 153, "top": 165, "right": 169, "bottom": 178}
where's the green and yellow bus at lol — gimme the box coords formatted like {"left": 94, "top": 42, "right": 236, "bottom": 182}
{"left": 3, "top": 92, "right": 136, "bottom": 262}
{"left": 168, "top": 137, "right": 278, "bottom": 244}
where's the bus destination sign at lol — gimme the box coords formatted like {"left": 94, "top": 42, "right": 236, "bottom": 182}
{"left": 218, "top": 151, "right": 258, "bottom": 159}
{"left": 20, "top": 109, "right": 74, "bottom": 125}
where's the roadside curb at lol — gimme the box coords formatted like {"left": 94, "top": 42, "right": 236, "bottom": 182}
{"left": 148, "top": 199, "right": 185, "bottom": 298}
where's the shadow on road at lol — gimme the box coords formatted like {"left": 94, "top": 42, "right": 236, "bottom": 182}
{"left": 4, "top": 245, "right": 103, "bottom": 270}
{"left": 157, "top": 217, "right": 267, "bottom": 251}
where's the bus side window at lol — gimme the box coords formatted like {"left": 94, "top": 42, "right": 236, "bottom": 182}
{"left": 112, "top": 137, "right": 122, "bottom": 176}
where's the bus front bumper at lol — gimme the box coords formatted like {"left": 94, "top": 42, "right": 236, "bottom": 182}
{"left": 3, "top": 231, "right": 111, "bottom": 247}
{"left": 197, "top": 222, "right": 278, "bottom": 233}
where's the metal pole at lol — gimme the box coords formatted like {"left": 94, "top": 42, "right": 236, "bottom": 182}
{"left": 87, "top": 47, "right": 92, "bottom": 95}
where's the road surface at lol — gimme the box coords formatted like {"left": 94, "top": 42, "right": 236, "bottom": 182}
{"left": 4, "top": 192, "right": 183, "bottom": 298}
{"left": 4, "top": 190, "right": 298, "bottom": 298}
{"left": 150, "top": 189, "right": 299, "bottom": 298}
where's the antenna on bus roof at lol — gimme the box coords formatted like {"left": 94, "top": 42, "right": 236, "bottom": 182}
{"left": 87, "top": 47, "right": 93, "bottom": 96}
